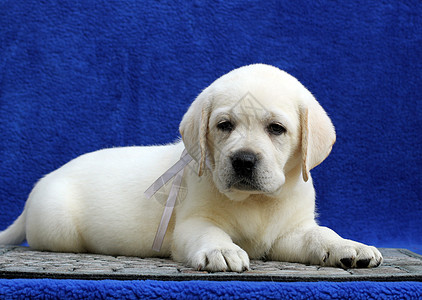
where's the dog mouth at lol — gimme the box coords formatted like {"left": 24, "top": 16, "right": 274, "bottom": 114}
{"left": 219, "top": 174, "right": 283, "bottom": 201}
{"left": 228, "top": 177, "right": 263, "bottom": 192}
{"left": 222, "top": 171, "right": 284, "bottom": 196}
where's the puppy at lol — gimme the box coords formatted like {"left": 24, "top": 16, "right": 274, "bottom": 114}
{"left": 0, "top": 64, "right": 382, "bottom": 271}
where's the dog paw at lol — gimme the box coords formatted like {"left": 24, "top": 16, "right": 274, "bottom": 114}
{"left": 190, "top": 244, "right": 250, "bottom": 272}
{"left": 321, "top": 241, "right": 383, "bottom": 269}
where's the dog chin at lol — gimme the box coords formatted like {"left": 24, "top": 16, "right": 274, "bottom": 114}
{"left": 223, "top": 189, "right": 254, "bottom": 201}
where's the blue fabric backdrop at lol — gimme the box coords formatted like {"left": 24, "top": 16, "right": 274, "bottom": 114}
{"left": 0, "top": 0, "right": 421, "bottom": 298}
{"left": 1, "top": 279, "right": 422, "bottom": 299}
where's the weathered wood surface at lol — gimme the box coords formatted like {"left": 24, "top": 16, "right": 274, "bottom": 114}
{"left": 0, "top": 246, "right": 421, "bottom": 281}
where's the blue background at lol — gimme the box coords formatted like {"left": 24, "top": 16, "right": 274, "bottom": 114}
{"left": 1, "top": 0, "right": 421, "bottom": 256}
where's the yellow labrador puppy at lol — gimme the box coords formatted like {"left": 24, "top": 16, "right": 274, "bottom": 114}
{"left": 0, "top": 64, "right": 382, "bottom": 271}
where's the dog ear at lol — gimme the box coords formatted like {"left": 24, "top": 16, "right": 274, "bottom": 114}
{"left": 179, "top": 91, "right": 211, "bottom": 177}
{"left": 300, "top": 93, "right": 336, "bottom": 182}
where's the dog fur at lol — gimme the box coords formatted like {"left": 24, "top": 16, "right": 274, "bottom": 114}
{"left": 0, "top": 64, "right": 382, "bottom": 271}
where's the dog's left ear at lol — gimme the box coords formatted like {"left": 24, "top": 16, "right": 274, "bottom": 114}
{"left": 300, "top": 92, "right": 336, "bottom": 182}
{"left": 179, "top": 90, "right": 211, "bottom": 176}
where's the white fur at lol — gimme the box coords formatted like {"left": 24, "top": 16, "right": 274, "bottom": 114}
{"left": 0, "top": 64, "right": 382, "bottom": 271}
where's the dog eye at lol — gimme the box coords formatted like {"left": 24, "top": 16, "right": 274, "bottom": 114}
{"left": 267, "top": 123, "right": 286, "bottom": 135}
{"left": 217, "top": 120, "right": 234, "bottom": 132}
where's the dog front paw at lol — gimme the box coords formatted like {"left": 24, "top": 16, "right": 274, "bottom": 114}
{"left": 190, "top": 244, "right": 250, "bottom": 272}
{"left": 321, "top": 241, "right": 383, "bottom": 269}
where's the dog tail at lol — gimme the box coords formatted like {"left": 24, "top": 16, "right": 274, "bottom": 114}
{"left": 0, "top": 208, "right": 26, "bottom": 245}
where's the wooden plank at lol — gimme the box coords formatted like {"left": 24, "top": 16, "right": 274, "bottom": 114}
{"left": 0, "top": 246, "right": 421, "bottom": 281}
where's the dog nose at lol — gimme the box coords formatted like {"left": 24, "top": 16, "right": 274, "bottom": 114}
{"left": 231, "top": 151, "right": 258, "bottom": 178}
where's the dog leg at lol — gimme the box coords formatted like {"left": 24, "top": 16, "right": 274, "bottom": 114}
{"left": 171, "top": 218, "right": 250, "bottom": 272}
{"left": 269, "top": 225, "right": 383, "bottom": 268}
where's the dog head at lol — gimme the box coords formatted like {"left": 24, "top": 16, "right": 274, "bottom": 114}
{"left": 180, "top": 64, "right": 335, "bottom": 200}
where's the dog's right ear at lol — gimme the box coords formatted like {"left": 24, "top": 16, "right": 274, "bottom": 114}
{"left": 179, "top": 91, "right": 211, "bottom": 177}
